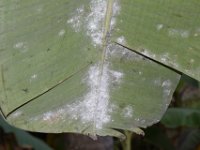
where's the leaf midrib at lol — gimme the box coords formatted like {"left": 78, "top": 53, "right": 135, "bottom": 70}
{"left": 91, "top": 0, "right": 114, "bottom": 134}
{"left": 100, "top": 0, "right": 114, "bottom": 69}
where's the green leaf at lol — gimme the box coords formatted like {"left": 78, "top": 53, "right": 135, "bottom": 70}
{"left": 0, "top": 116, "right": 52, "bottom": 150}
{"left": 0, "top": 0, "right": 180, "bottom": 137}
{"left": 111, "top": 0, "right": 200, "bottom": 81}
{"left": 161, "top": 108, "right": 200, "bottom": 128}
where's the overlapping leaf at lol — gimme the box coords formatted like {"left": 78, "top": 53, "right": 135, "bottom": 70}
{"left": 111, "top": 0, "right": 200, "bottom": 81}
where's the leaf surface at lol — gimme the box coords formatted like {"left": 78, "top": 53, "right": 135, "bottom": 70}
{"left": 111, "top": 0, "right": 200, "bottom": 81}
{"left": 0, "top": 0, "right": 180, "bottom": 137}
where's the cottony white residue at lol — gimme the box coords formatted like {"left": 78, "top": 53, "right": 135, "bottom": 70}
{"left": 80, "top": 64, "right": 110, "bottom": 128}
{"left": 14, "top": 42, "right": 25, "bottom": 49}
{"left": 110, "top": 0, "right": 121, "bottom": 29}
{"left": 31, "top": 74, "right": 37, "bottom": 79}
{"left": 107, "top": 44, "right": 144, "bottom": 61}
{"left": 109, "top": 70, "right": 123, "bottom": 84}
{"left": 141, "top": 49, "right": 156, "bottom": 59}
{"left": 36, "top": 108, "right": 65, "bottom": 123}
{"left": 156, "top": 24, "right": 164, "bottom": 31}
{"left": 141, "top": 49, "right": 179, "bottom": 69}
{"left": 58, "top": 29, "right": 66, "bottom": 36}
{"left": 159, "top": 53, "right": 179, "bottom": 68}
{"left": 117, "top": 36, "right": 126, "bottom": 44}
{"left": 122, "top": 105, "right": 133, "bottom": 118}
{"left": 12, "top": 111, "right": 22, "bottom": 118}
{"left": 67, "top": 0, "right": 121, "bottom": 46}
{"left": 168, "top": 29, "right": 190, "bottom": 38}
{"left": 67, "top": 1, "right": 107, "bottom": 46}
{"left": 86, "top": 0, "right": 107, "bottom": 46}
{"left": 14, "top": 42, "right": 28, "bottom": 53}
{"left": 140, "top": 119, "right": 146, "bottom": 124}
{"left": 160, "top": 53, "right": 169, "bottom": 63}
{"left": 66, "top": 63, "right": 124, "bottom": 129}
{"left": 162, "top": 80, "right": 172, "bottom": 99}
{"left": 87, "top": 0, "right": 120, "bottom": 46}
{"left": 112, "top": 0, "right": 121, "bottom": 16}
{"left": 190, "top": 59, "right": 195, "bottom": 63}
{"left": 30, "top": 74, "right": 38, "bottom": 82}
{"left": 67, "top": 6, "right": 84, "bottom": 32}
{"left": 43, "top": 112, "right": 54, "bottom": 121}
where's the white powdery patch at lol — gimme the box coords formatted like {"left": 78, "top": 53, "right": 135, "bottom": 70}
{"left": 31, "top": 74, "right": 37, "bottom": 79}
{"left": 122, "top": 105, "right": 133, "bottom": 118}
{"left": 109, "top": 70, "right": 123, "bottom": 84}
{"left": 112, "top": 0, "right": 121, "bottom": 16}
{"left": 156, "top": 24, "right": 164, "bottom": 31}
{"left": 180, "top": 31, "right": 190, "bottom": 38}
{"left": 194, "top": 33, "right": 198, "bottom": 37}
{"left": 42, "top": 108, "right": 65, "bottom": 122}
{"left": 58, "top": 29, "right": 66, "bottom": 36}
{"left": 190, "top": 59, "right": 195, "bottom": 64}
{"left": 67, "top": 1, "right": 107, "bottom": 46}
{"left": 110, "top": 0, "right": 121, "bottom": 30}
{"left": 30, "top": 74, "right": 38, "bottom": 82}
{"left": 14, "top": 42, "right": 25, "bottom": 49}
{"left": 86, "top": 0, "right": 107, "bottom": 46}
{"left": 117, "top": 36, "right": 126, "bottom": 44}
{"left": 32, "top": 108, "right": 65, "bottom": 123}
{"left": 168, "top": 28, "right": 190, "bottom": 38}
{"left": 138, "top": 71, "right": 143, "bottom": 75}
{"left": 67, "top": 63, "right": 124, "bottom": 129}
{"left": 80, "top": 64, "right": 110, "bottom": 127}
{"left": 11, "top": 111, "right": 22, "bottom": 118}
{"left": 107, "top": 44, "right": 144, "bottom": 61}
{"left": 162, "top": 80, "right": 172, "bottom": 99}
{"left": 141, "top": 49, "right": 156, "bottom": 59}
{"left": 139, "top": 49, "right": 179, "bottom": 69}
{"left": 42, "top": 112, "right": 55, "bottom": 121}
{"left": 160, "top": 53, "right": 169, "bottom": 63}
{"left": 67, "top": 5, "right": 85, "bottom": 32}
{"left": 159, "top": 53, "right": 179, "bottom": 68}
{"left": 13, "top": 42, "right": 28, "bottom": 53}
{"left": 67, "top": 0, "right": 121, "bottom": 46}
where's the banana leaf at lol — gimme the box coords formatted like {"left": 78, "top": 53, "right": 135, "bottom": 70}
{"left": 111, "top": 0, "right": 200, "bottom": 81}
{"left": 0, "top": 0, "right": 183, "bottom": 137}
